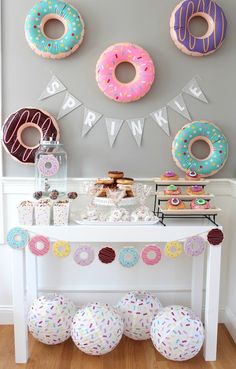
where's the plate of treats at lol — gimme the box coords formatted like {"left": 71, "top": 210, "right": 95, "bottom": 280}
{"left": 158, "top": 197, "right": 221, "bottom": 215}
{"left": 94, "top": 171, "right": 138, "bottom": 206}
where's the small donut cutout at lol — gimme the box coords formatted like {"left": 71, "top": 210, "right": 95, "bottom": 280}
{"left": 2, "top": 108, "right": 60, "bottom": 165}
{"left": 172, "top": 121, "right": 228, "bottom": 177}
{"left": 207, "top": 228, "right": 224, "bottom": 245}
{"left": 28, "top": 235, "right": 50, "bottom": 256}
{"left": 165, "top": 241, "right": 183, "bottom": 258}
{"left": 98, "top": 247, "right": 116, "bottom": 264}
{"left": 118, "top": 247, "right": 139, "bottom": 268}
{"left": 7, "top": 227, "right": 29, "bottom": 249}
{"left": 141, "top": 244, "right": 162, "bottom": 265}
{"left": 184, "top": 236, "right": 206, "bottom": 256}
{"left": 37, "top": 155, "right": 60, "bottom": 177}
{"left": 73, "top": 245, "right": 95, "bottom": 266}
{"left": 53, "top": 240, "right": 71, "bottom": 257}
{"left": 25, "top": 0, "right": 85, "bottom": 59}
{"left": 96, "top": 43, "right": 155, "bottom": 103}
{"left": 170, "top": 0, "right": 227, "bottom": 57}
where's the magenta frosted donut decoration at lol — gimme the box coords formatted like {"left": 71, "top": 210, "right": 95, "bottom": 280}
{"left": 96, "top": 43, "right": 155, "bottom": 103}
{"left": 28, "top": 235, "right": 50, "bottom": 256}
{"left": 37, "top": 155, "right": 60, "bottom": 177}
{"left": 2, "top": 108, "right": 60, "bottom": 165}
{"left": 170, "top": 0, "right": 227, "bottom": 56}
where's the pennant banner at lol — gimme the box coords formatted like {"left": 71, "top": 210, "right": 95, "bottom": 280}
{"left": 127, "top": 118, "right": 145, "bottom": 147}
{"left": 57, "top": 92, "right": 82, "bottom": 119}
{"left": 82, "top": 108, "right": 102, "bottom": 137}
{"left": 105, "top": 118, "right": 124, "bottom": 147}
{"left": 39, "top": 75, "right": 66, "bottom": 101}
{"left": 150, "top": 107, "right": 170, "bottom": 136}
{"left": 168, "top": 93, "right": 191, "bottom": 120}
{"left": 182, "top": 77, "right": 208, "bottom": 103}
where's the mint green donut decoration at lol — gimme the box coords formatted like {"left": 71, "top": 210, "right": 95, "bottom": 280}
{"left": 172, "top": 121, "right": 228, "bottom": 177}
{"left": 25, "top": 0, "right": 85, "bottom": 59}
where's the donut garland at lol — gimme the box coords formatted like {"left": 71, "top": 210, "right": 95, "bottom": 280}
{"left": 207, "top": 228, "right": 224, "bottom": 246}
{"left": 74, "top": 245, "right": 95, "bottom": 266}
{"left": 141, "top": 244, "right": 162, "bottom": 265}
{"left": 184, "top": 236, "right": 206, "bottom": 256}
{"left": 28, "top": 235, "right": 50, "bottom": 256}
{"left": 98, "top": 247, "right": 116, "bottom": 264}
{"left": 170, "top": 0, "right": 227, "bottom": 57}
{"left": 7, "top": 228, "right": 29, "bottom": 249}
{"left": 2, "top": 108, "right": 60, "bottom": 165}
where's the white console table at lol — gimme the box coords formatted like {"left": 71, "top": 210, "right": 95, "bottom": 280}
{"left": 11, "top": 221, "right": 222, "bottom": 363}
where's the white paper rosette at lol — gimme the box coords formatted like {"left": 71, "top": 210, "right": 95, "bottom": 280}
{"left": 28, "top": 294, "right": 76, "bottom": 345}
{"left": 151, "top": 305, "right": 204, "bottom": 361}
{"left": 71, "top": 302, "right": 124, "bottom": 355}
{"left": 117, "top": 291, "right": 162, "bottom": 340}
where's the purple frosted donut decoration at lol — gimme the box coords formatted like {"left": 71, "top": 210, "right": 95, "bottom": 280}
{"left": 170, "top": 0, "right": 227, "bottom": 56}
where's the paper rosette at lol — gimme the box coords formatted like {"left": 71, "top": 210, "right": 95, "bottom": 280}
{"left": 28, "top": 294, "right": 76, "bottom": 345}
{"left": 117, "top": 291, "right": 162, "bottom": 340}
{"left": 71, "top": 302, "right": 124, "bottom": 355}
{"left": 151, "top": 305, "right": 204, "bottom": 361}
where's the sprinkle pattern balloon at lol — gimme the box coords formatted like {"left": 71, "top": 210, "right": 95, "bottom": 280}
{"left": 151, "top": 305, "right": 204, "bottom": 361}
{"left": 117, "top": 291, "right": 162, "bottom": 340}
{"left": 71, "top": 302, "right": 124, "bottom": 355}
{"left": 28, "top": 294, "right": 76, "bottom": 345}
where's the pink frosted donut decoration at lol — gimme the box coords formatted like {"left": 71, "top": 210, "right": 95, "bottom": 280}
{"left": 37, "top": 154, "right": 60, "bottom": 177}
{"left": 96, "top": 43, "right": 155, "bottom": 103}
{"left": 28, "top": 235, "right": 50, "bottom": 256}
{"left": 141, "top": 244, "right": 162, "bottom": 265}
{"left": 2, "top": 108, "right": 60, "bottom": 165}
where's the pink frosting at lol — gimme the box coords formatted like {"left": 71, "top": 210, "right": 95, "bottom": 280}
{"left": 96, "top": 43, "right": 155, "bottom": 103}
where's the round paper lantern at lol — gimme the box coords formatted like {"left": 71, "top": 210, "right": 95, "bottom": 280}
{"left": 71, "top": 302, "right": 124, "bottom": 355}
{"left": 28, "top": 294, "right": 76, "bottom": 345}
{"left": 151, "top": 305, "right": 204, "bottom": 361}
{"left": 117, "top": 291, "right": 162, "bottom": 340}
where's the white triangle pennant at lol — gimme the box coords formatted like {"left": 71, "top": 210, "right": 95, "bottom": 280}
{"left": 182, "top": 77, "right": 208, "bottom": 103}
{"left": 82, "top": 108, "right": 102, "bottom": 137}
{"left": 127, "top": 118, "right": 145, "bottom": 147}
{"left": 39, "top": 75, "right": 66, "bottom": 101}
{"left": 150, "top": 107, "right": 170, "bottom": 136}
{"left": 168, "top": 93, "right": 191, "bottom": 120}
{"left": 57, "top": 92, "right": 82, "bottom": 119}
{"left": 105, "top": 118, "right": 123, "bottom": 147}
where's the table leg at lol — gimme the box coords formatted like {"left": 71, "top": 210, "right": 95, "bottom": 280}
{"left": 25, "top": 247, "right": 38, "bottom": 308}
{"left": 191, "top": 252, "right": 204, "bottom": 318}
{"left": 12, "top": 249, "right": 28, "bottom": 363}
{"left": 203, "top": 244, "right": 222, "bottom": 361}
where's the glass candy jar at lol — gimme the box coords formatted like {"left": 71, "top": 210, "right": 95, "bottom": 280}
{"left": 35, "top": 140, "right": 67, "bottom": 195}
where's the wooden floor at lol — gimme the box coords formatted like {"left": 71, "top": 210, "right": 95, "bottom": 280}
{"left": 0, "top": 324, "right": 235, "bottom": 369}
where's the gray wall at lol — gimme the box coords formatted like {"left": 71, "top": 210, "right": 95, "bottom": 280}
{"left": 2, "top": 0, "right": 235, "bottom": 178}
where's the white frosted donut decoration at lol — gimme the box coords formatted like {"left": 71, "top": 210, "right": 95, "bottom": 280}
{"left": 96, "top": 43, "right": 155, "bottom": 103}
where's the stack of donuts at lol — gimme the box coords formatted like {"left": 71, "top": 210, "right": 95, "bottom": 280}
{"left": 96, "top": 171, "right": 134, "bottom": 198}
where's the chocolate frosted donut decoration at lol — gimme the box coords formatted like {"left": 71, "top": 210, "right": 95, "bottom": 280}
{"left": 98, "top": 247, "right": 116, "bottom": 264}
{"left": 2, "top": 108, "right": 60, "bottom": 165}
{"left": 207, "top": 228, "right": 224, "bottom": 245}
{"left": 170, "top": 0, "right": 227, "bottom": 56}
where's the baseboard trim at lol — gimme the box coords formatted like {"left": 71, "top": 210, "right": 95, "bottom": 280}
{"left": 224, "top": 306, "right": 236, "bottom": 343}
{"left": 0, "top": 306, "right": 13, "bottom": 324}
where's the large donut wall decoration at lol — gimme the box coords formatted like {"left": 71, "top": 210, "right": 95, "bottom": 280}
{"left": 170, "top": 0, "right": 227, "bottom": 56}
{"left": 96, "top": 43, "right": 155, "bottom": 103}
{"left": 25, "top": 0, "right": 85, "bottom": 59}
{"left": 2, "top": 108, "right": 60, "bottom": 165}
{"left": 172, "top": 121, "right": 228, "bottom": 177}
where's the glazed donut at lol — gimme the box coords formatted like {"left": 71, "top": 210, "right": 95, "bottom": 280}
{"left": 116, "top": 178, "right": 134, "bottom": 185}
{"left": 160, "top": 171, "right": 179, "bottom": 181}
{"left": 28, "top": 235, "right": 50, "bottom": 256}
{"left": 2, "top": 108, "right": 60, "bottom": 165}
{"left": 186, "top": 185, "right": 205, "bottom": 195}
{"left": 25, "top": 0, "right": 85, "bottom": 59}
{"left": 166, "top": 198, "right": 186, "bottom": 210}
{"left": 170, "top": 0, "right": 227, "bottom": 57}
{"left": 141, "top": 244, "right": 162, "bottom": 265}
{"left": 172, "top": 121, "right": 228, "bottom": 177}
{"left": 190, "top": 198, "right": 210, "bottom": 209}
{"left": 108, "top": 171, "right": 124, "bottom": 179}
{"left": 96, "top": 178, "right": 114, "bottom": 185}
{"left": 53, "top": 240, "right": 71, "bottom": 257}
{"left": 165, "top": 241, "right": 183, "bottom": 258}
{"left": 164, "top": 185, "right": 182, "bottom": 196}
{"left": 96, "top": 43, "right": 155, "bottom": 103}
